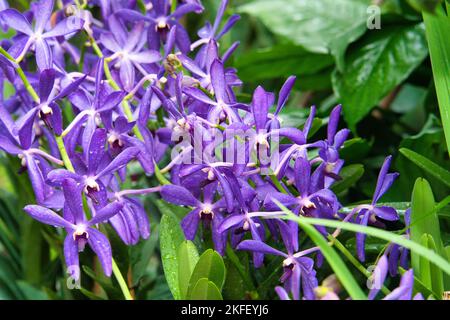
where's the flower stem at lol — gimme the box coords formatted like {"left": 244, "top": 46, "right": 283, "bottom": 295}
{"left": 112, "top": 259, "right": 133, "bottom": 300}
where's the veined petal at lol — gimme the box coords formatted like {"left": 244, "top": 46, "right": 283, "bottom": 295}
{"left": 35, "top": 39, "right": 53, "bottom": 70}
{"left": 87, "top": 228, "right": 112, "bottom": 276}
{"left": 96, "top": 146, "right": 140, "bottom": 178}
{"left": 0, "top": 9, "right": 33, "bottom": 35}
{"left": 42, "top": 17, "right": 84, "bottom": 38}
{"left": 24, "top": 205, "right": 72, "bottom": 228}
{"left": 64, "top": 234, "right": 80, "bottom": 280}
{"left": 160, "top": 184, "right": 199, "bottom": 207}
{"left": 181, "top": 209, "right": 201, "bottom": 240}
{"left": 89, "top": 201, "right": 123, "bottom": 226}
{"left": 237, "top": 240, "right": 286, "bottom": 257}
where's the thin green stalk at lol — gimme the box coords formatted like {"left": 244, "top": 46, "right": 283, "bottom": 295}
{"left": 112, "top": 259, "right": 133, "bottom": 300}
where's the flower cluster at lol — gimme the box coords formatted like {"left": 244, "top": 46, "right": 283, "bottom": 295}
{"left": 0, "top": 0, "right": 414, "bottom": 300}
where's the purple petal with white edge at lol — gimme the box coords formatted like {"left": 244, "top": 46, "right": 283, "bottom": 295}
{"left": 275, "top": 76, "right": 296, "bottom": 115}
{"left": 89, "top": 201, "right": 123, "bottom": 226}
{"left": 0, "top": 9, "right": 33, "bottom": 35}
{"left": 372, "top": 206, "right": 399, "bottom": 221}
{"left": 160, "top": 185, "right": 199, "bottom": 207}
{"left": 237, "top": 240, "right": 286, "bottom": 257}
{"left": 87, "top": 228, "right": 112, "bottom": 276}
{"left": 43, "top": 17, "right": 84, "bottom": 38}
{"left": 35, "top": 39, "right": 53, "bottom": 70}
{"left": 181, "top": 209, "right": 201, "bottom": 240}
{"left": 183, "top": 87, "right": 216, "bottom": 105}
{"left": 39, "top": 68, "right": 56, "bottom": 102}
{"left": 24, "top": 205, "right": 72, "bottom": 228}
{"left": 34, "top": 0, "right": 54, "bottom": 33}
{"left": 62, "top": 178, "right": 84, "bottom": 224}
{"left": 124, "top": 21, "right": 146, "bottom": 52}
{"left": 210, "top": 59, "right": 227, "bottom": 103}
{"left": 96, "top": 146, "right": 140, "bottom": 178}
{"left": 64, "top": 234, "right": 80, "bottom": 280}
{"left": 368, "top": 255, "right": 388, "bottom": 300}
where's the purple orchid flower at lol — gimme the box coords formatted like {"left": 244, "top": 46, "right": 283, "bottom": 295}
{"left": 100, "top": 18, "right": 161, "bottom": 91}
{"left": 355, "top": 156, "right": 399, "bottom": 261}
{"left": 237, "top": 221, "right": 318, "bottom": 300}
{"left": 0, "top": 0, "right": 84, "bottom": 69}
{"left": 115, "top": 0, "right": 203, "bottom": 54}
{"left": 16, "top": 68, "right": 85, "bottom": 140}
{"left": 24, "top": 178, "right": 123, "bottom": 278}
{"left": 47, "top": 128, "right": 140, "bottom": 206}
{"left": 161, "top": 183, "right": 227, "bottom": 254}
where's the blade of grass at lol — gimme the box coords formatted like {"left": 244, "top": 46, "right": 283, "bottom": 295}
{"left": 423, "top": 7, "right": 450, "bottom": 156}
{"left": 400, "top": 148, "right": 450, "bottom": 187}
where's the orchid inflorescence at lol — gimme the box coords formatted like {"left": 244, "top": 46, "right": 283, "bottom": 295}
{"left": 0, "top": 0, "right": 417, "bottom": 300}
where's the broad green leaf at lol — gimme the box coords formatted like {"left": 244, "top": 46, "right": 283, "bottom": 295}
{"left": 187, "top": 249, "right": 226, "bottom": 298}
{"left": 410, "top": 178, "right": 445, "bottom": 273}
{"left": 178, "top": 241, "right": 200, "bottom": 299}
{"left": 333, "top": 23, "right": 428, "bottom": 130}
{"left": 238, "top": 0, "right": 370, "bottom": 69}
{"left": 400, "top": 148, "right": 450, "bottom": 188}
{"left": 275, "top": 202, "right": 367, "bottom": 300}
{"left": 189, "top": 278, "right": 223, "bottom": 300}
{"left": 160, "top": 214, "right": 186, "bottom": 300}
{"left": 235, "top": 44, "right": 333, "bottom": 82}
{"left": 331, "top": 164, "right": 365, "bottom": 194}
{"left": 423, "top": 7, "right": 450, "bottom": 156}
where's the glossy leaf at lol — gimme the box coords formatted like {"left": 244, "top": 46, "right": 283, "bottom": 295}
{"left": 178, "top": 241, "right": 200, "bottom": 299}
{"left": 239, "top": 0, "right": 370, "bottom": 69}
{"left": 160, "top": 214, "right": 186, "bottom": 300}
{"left": 187, "top": 249, "right": 226, "bottom": 298}
{"left": 333, "top": 23, "right": 428, "bottom": 130}
{"left": 189, "top": 278, "right": 223, "bottom": 300}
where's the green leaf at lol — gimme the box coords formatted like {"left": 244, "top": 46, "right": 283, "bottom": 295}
{"left": 423, "top": 7, "right": 450, "bottom": 155}
{"left": 274, "top": 202, "right": 367, "bottom": 300}
{"left": 426, "top": 235, "right": 444, "bottom": 295}
{"left": 333, "top": 23, "right": 428, "bottom": 130}
{"left": 178, "top": 241, "right": 200, "bottom": 299}
{"left": 400, "top": 148, "right": 450, "bottom": 188}
{"left": 159, "top": 213, "right": 186, "bottom": 300}
{"left": 235, "top": 44, "right": 334, "bottom": 82}
{"left": 331, "top": 164, "right": 365, "bottom": 194}
{"left": 187, "top": 249, "right": 226, "bottom": 298}
{"left": 238, "top": 0, "right": 370, "bottom": 68}
{"left": 189, "top": 278, "right": 223, "bottom": 300}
